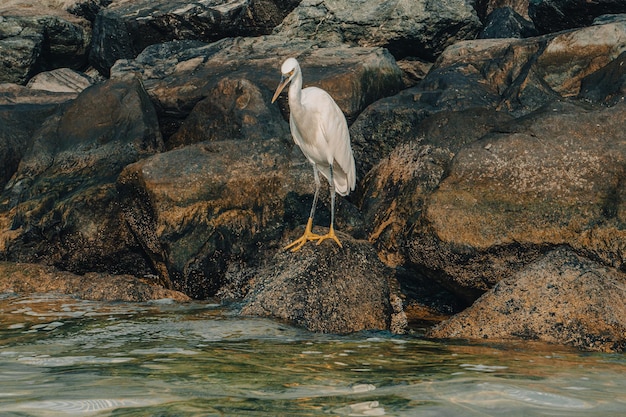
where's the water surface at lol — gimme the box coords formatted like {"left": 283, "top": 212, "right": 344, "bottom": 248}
{"left": 1, "top": 293, "right": 624, "bottom": 416}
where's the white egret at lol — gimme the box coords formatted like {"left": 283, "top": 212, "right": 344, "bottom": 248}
{"left": 271, "top": 57, "right": 356, "bottom": 252}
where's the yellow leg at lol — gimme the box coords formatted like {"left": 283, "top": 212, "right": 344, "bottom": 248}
{"left": 315, "top": 224, "right": 343, "bottom": 248}
{"left": 284, "top": 217, "right": 321, "bottom": 252}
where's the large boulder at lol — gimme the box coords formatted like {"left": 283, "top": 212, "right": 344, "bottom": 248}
{"left": 408, "top": 100, "right": 626, "bottom": 295}
{"left": 116, "top": 136, "right": 322, "bottom": 298}
{"left": 428, "top": 247, "right": 626, "bottom": 352}
{"left": 240, "top": 237, "right": 394, "bottom": 334}
{"left": 0, "top": 78, "right": 163, "bottom": 277}
{"left": 274, "top": 0, "right": 481, "bottom": 61}
{"left": 89, "top": 0, "right": 300, "bottom": 75}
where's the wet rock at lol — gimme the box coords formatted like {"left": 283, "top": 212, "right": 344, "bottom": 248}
{"left": 428, "top": 247, "right": 626, "bottom": 352}
{"left": 529, "top": 0, "right": 626, "bottom": 34}
{"left": 117, "top": 137, "right": 316, "bottom": 299}
{"left": 111, "top": 37, "right": 403, "bottom": 141}
{"left": 274, "top": 0, "right": 482, "bottom": 61}
{"left": 0, "top": 78, "right": 163, "bottom": 277}
{"left": 26, "top": 67, "right": 94, "bottom": 93}
{"left": 358, "top": 108, "right": 514, "bottom": 269}
{"left": 479, "top": 7, "right": 537, "bottom": 39}
{"left": 408, "top": 101, "right": 626, "bottom": 295}
{"left": 0, "top": 15, "right": 91, "bottom": 84}
{"left": 240, "top": 237, "right": 393, "bottom": 334}
{"left": 89, "top": 0, "right": 300, "bottom": 76}
{"left": 0, "top": 261, "right": 189, "bottom": 302}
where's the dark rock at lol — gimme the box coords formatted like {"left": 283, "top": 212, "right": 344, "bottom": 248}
{"left": 0, "top": 101, "right": 59, "bottom": 189}
{"left": 168, "top": 75, "right": 289, "bottom": 149}
{"left": 474, "top": 0, "right": 530, "bottom": 20}
{"left": 479, "top": 7, "right": 537, "bottom": 38}
{"left": 240, "top": 237, "right": 394, "bottom": 334}
{"left": 428, "top": 247, "right": 626, "bottom": 352}
{"left": 408, "top": 101, "right": 626, "bottom": 295}
{"left": 0, "top": 15, "right": 90, "bottom": 84}
{"left": 89, "top": 0, "right": 300, "bottom": 76}
{"left": 68, "top": 0, "right": 113, "bottom": 22}
{"left": 0, "top": 78, "right": 163, "bottom": 277}
{"left": 0, "top": 261, "right": 189, "bottom": 302}
{"left": 529, "top": 0, "right": 626, "bottom": 34}
{"left": 579, "top": 51, "right": 626, "bottom": 106}
{"left": 274, "top": 0, "right": 482, "bottom": 61}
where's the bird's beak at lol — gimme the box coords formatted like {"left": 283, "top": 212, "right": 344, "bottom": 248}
{"left": 271, "top": 75, "right": 290, "bottom": 103}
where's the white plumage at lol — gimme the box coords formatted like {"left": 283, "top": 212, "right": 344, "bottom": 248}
{"left": 272, "top": 57, "right": 356, "bottom": 251}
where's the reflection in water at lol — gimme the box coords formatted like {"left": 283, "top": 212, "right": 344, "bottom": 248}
{"left": 0, "top": 293, "right": 624, "bottom": 416}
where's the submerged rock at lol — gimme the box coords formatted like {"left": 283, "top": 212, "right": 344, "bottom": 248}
{"left": 240, "top": 237, "right": 394, "bottom": 334}
{"left": 428, "top": 247, "right": 626, "bottom": 352}
{"left": 0, "top": 261, "right": 189, "bottom": 302}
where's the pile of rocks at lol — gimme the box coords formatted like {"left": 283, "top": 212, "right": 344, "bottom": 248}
{"left": 1, "top": 0, "right": 625, "bottom": 349}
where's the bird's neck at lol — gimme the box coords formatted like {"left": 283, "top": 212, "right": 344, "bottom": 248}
{"left": 288, "top": 73, "right": 303, "bottom": 110}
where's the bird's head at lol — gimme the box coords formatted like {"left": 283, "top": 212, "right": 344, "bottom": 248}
{"left": 271, "top": 58, "right": 300, "bottom": 103}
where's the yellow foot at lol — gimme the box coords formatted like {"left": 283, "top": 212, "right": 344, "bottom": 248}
{"left": 316, "top": 225, "right": 343, "bottom": 248}
{"left": 284, "top": 218, "right": 320, "bottom": 252}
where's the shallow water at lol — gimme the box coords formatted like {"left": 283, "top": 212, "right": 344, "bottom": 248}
{"left": 0, "top": 293, "right": 624, "bottom": 416}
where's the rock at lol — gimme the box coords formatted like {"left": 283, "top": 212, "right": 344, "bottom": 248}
{"left": 116, "top": 137, "right": 317, "bottom": 299}
{"left": 479, "top": 7, "right": 537, "bottom": 39}
{"left": 89, "top": 0, "right": 300, "bottom": 76}
{"left": 0, "top": 82, "right": 78, "bottom": 105}
{"left": 0, "top": 261, "right": 189, "bottom": 302}
{"left": 239, "top": 237, "right": 393, "bottom": 334}
{"left": 274, "top": 0, "right": 482, "bottom": 61}
{"left": 167, "top": 75, "right": 289, "bottom": 149}
{"left": 26, "top": 67, "right": 94, "bottom": 93}
{"left": 428, "top": 247, "right": 626, "bottom": 352}
{"left": 0, "top": 15, "right": 90, "bottom": 84}
{"left": 0, "top": 97, "right": 60, "bottom": 189}
{"left": 529, "top": 0, "right": 626, "bottom": 34}
{"left": 422, "top": 19, "right": 626, "bottom": 115}
{"left": 0, "top": 78, "right": 163, "bottom": 277}
{"left": 579, "top": 51, "right": 626, "bottom": 106}
{"left": 111, "top": 37, "right": 403, "bottom": 141}
{"left": 474, "top": 0, "right": 530, "bottom": 20}
{"left": 358, "top": 108, "right": 514, "bottom": 268}
{"left": 408, "top": 101, "right": 626, "bottom": 295}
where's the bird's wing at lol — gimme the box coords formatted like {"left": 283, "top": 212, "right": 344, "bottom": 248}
{"left": 305, "top": 88, "right": 356, "bottom": 196}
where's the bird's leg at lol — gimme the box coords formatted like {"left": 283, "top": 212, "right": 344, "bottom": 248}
{"left": 316, "top": 164, "right": 343, "bottom": 248}
{"left": 284, "top": 165, "right": 322, "bottom": 252}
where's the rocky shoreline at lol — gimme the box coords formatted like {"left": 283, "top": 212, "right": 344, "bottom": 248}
{"left": 1, "top": 0, "right": 625, "bottom": 351}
